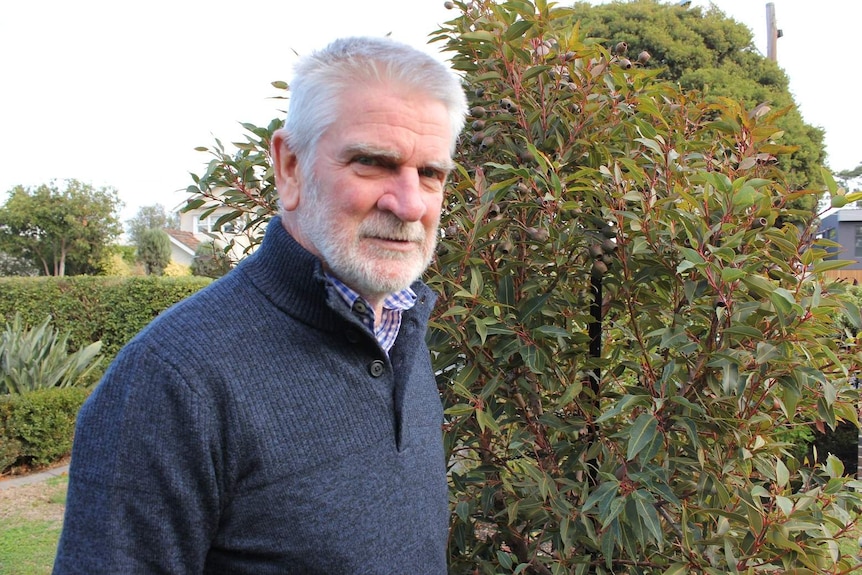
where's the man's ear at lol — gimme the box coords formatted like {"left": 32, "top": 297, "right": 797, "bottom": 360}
{"left": 271, "top": 128, "right": 301, "bottom": 211}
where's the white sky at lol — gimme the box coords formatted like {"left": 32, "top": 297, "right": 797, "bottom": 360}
{"left": 1, "top": 0, "right": 858, "bottom": 223}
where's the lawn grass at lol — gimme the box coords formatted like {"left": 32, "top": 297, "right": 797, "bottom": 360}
{"left": 0, "top": 475, "right": 67, "bottom": 575}
{"left": 0, "top": 521, "right": 62, "bottom": 575}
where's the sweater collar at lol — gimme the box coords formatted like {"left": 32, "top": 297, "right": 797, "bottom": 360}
{"left": 237, "top": 216, "right": 437, "bottom": 329}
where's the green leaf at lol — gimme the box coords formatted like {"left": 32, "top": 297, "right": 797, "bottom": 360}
{"left": 595, "top": 394, "right": 650, "bottom": 424}
{"left": 502, "top": 20, "right": 534, "bottom": 41}
{"left": 627, "top": 413, "right": 659, "bottom": 461}
{"left": 634, "top": 492, "right": 663, "bottom": 543}
{"left": 775, "top": 459, "right": 790, "bottom": 491}
{"left": 678, "top": 247, "right": 705, "bottom": 265}
{"left": 498, "top": 274, "right": 515, "bottom": 308}
{"left": 720, "top": 267, "right": 746, "bottom": 282}
{"left": 522, "top": 65, "right": 552, "bottom": 81}
{"left": 459, "top": 30, "right": 497, "bottom": 43}
{"left": 518, "top": 293, "right": 550, "bottom": 322}
{"left": 476, "top": 408, "right": 500, "bottom": 433}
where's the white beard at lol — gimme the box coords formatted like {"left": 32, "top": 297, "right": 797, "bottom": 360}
{"left": 299, "top": 177, "right": 438, "bottom": 298}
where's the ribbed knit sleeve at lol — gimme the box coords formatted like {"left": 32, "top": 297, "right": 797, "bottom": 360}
{"left": 53, "top": 339, "right": 229, "bottom": 574}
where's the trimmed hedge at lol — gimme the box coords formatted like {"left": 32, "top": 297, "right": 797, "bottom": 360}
{"left": 0, "top": 276, "right": 211, "bottom": 365}
{"left": 0, "top": 276, "right": 211, "bottom": 474}
{"left": 0, "top": 387, "right": 90, "bottom": 473}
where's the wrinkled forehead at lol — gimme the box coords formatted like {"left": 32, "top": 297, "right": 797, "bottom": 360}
{"left": 323, "top": 85, "right": 453, "bottom": 162}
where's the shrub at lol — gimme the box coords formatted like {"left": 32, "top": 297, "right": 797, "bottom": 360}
{"left": 137, "top": 228, "right": 172, "bottom": 276}
{"left": 429, "top": 3, "right": 862, "bottom": 572}
{"left": 0, "top": 314, "right": 102, "bottom": 395}
{"left": 191, "top": 241, "right": 232, "bottom": 279}
{"left": 0, "top": 276, "right": 211, "bottom": 365}
{"left": 163, "top": 261, "right": 192, "bottom": 277}
{"left": 0, "top": 387, "right": 89, "bottom": 473}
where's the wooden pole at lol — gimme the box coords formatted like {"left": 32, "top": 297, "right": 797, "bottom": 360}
{"left": 766, "top": 3, "right": 778, "bottom": 61}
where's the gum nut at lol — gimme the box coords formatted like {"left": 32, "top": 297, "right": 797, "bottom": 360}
{"left": 591, "top": 260, "right": 608, "bottom": 278}
{"left": 527, "top": 227, "right": 550, "bottom": 242}
{"left": 601, "top": 238, "right": 617, "bottom": 253}
{"left": 481, "top": 136, "right": 494, "bottom": 148}
{"left": 471, "top": 119, "right": 486, "bottom": 131}
{"left": 470, "top": 105, "right": 486, "bottom": 118}
{"left": 444, "top": 1, "right": 455, "bottom": 8}
{"left": 474, "top": 87, "right": 485, "bottom": 98}
{"left": 471, "top": 131, "right": 485, "bottom": 144}
{"left": 637, "top": 50, "right": 651, "bottom": 64}
{"left": 589, "top": 244, "right": 604, "bottom": 259}
{"left": 614, "top": 41, "right": 627, "bottom": 55}
{"left": 618, "top": 58, "right": 632, "bottom": 69}
{"left": 446, "top": 223, "right": 458, "bottom": 236}
{"left": 500, "top": 240, "right": 514, "bottom": 253}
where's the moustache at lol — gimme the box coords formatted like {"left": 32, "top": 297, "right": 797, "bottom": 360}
{"left": 359, "top": 215, "right": 427, "bottom": 244}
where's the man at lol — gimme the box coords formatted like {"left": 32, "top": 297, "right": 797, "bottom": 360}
{"left": 53, "top": 36, "right": 467, "bottom": 574}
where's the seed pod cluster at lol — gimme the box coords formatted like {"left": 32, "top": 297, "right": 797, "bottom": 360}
{"left": 525, "top": 226, "right": 550, "bottom": 243}
{"left": 589, "top": 228, "right": 618, "bottom": 279}
{"left": 499, "top": 98, "right": 517, "bottom": 113}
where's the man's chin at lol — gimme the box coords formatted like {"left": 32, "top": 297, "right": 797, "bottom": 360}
{"left": 361, "top": 262, "right": 426, "bottom": 294}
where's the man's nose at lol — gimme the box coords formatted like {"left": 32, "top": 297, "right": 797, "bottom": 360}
{"left": 377, "top": 169, "right": 426, "bottom": 222}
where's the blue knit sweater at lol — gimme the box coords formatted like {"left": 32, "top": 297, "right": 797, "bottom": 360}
{"left": 53, "top": 217, "right": 448, "bottom": 574}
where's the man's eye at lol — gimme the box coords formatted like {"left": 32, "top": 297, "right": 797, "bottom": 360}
{"left": 419, "top": 167, "right": 443, "bottom": 180}
{"left": 354, "top": 156, "right": 378, "bottom": 167}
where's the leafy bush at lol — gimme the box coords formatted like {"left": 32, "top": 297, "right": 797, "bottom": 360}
{"left": 429, "top": 2, "right": 862, "bottom": 572}
{"left": 0, "top": 276, "right": 211, "bottom": 365}
{"left": 163, "top": 261, "right": 192, "bottom": 277}
{"left": 0, "top": 314, "right": 102, "bottom": 395}
{"left": 0, "top": 387, "right": 89, "bottom": 473}
{"left": 191, "top": 241, "right": 233, "bottom": 279}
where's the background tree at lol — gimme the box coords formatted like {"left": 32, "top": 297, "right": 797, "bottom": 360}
{"left": 835, "top": 163, "right": 862, "bottom": 207}
{"left": 0, "top": 180, "right": 122, "bottom": 276}
{"left": 568, "top": 0, "right": 827, "bottom": 215}
{"left": 0, "top": 252, "right": 39, "bottom": 276}
{"left": 136, "top": 228, "right": 171, "bottom": 276}
{"left": 126, "top": 203, "right": 179, "bottom": 247}
{"left": 181, "top": 1, "right": 862, "bottom": 571}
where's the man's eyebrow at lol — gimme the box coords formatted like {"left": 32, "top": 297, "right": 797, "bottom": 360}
{"left": 424, "top": 159, "right": 456, "bottom": 174}
{"left": 341, "top": 143, "right": 402, "bottom": 163}
{"left": 341, "top": 142, "right": 454, "bottom": 172}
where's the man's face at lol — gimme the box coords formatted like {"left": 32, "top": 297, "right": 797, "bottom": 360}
{"left": 295, "top": 84, "right": 453, "bottom": 299}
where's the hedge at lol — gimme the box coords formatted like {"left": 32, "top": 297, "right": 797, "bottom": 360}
{"left": 0, "top": 276, "right": 211, "bottom": 365}
{"left": 0, "top": 387, "right": 90, "bottom": 473}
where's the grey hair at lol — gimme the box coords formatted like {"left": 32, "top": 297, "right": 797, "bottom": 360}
{"left": 284, "top": 36, "right": 468, "bottom": 177}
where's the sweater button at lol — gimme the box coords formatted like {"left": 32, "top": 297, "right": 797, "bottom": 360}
{"left": 368, "top": 360, "right": 385, "bottom": 377}
{"left": 353, "top": 300, "right": 369, "bottom": 315}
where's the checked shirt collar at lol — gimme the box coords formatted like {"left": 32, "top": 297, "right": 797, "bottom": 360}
{"left": 325, "top": 272, "right": 417, "bottom": 355}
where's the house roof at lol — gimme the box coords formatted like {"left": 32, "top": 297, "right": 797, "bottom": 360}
{"left": 164, "top": 229, "right": 201, "bottom": 255}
